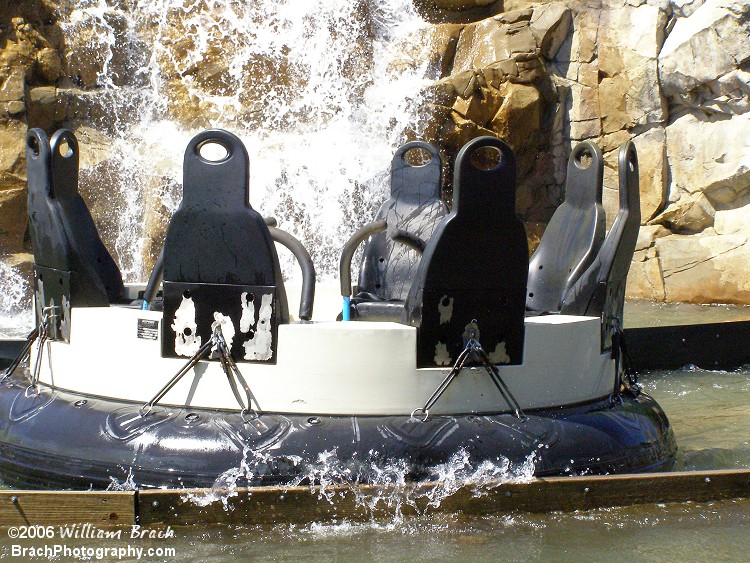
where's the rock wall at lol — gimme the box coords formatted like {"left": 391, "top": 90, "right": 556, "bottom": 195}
{"left": 415, "top": 0, "right": 750, "bottom": 304}
{"left": 0, "top": 0, "right": 63, "bottom": 258}
{"left": 1, "top": 0, "right": 749, "bottom": 304}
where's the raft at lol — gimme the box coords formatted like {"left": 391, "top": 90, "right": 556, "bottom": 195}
{"left": 0, "top": 128, "right": 676, "bottom": 490}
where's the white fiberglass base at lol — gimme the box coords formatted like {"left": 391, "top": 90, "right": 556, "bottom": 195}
{"left": 31, "top": 304, "right": 615, "bottom": 416}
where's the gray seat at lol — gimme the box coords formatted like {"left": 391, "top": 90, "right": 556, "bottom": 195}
{"left": 526, "top": 141, "right": 605, "bottom": 314}
{"left": 560, "top": 141, "right": 641, "bottom": 350}
{"left": 340, "top": 141, "right": 447, "bottom": 321}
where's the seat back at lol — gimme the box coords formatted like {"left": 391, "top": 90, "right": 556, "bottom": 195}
{"left": 560, "top": 141, "right": 641, "bottom": 349}
{"left": 48, "top": 130, "right": 125, "bottom": 303}
{"left": 526, "top": 141, "right": 605, "bottom": 313}
{"left": 357, "top": 141, "right": 446, "bottom": 302}
{"left": 404, "top": 137, "right": 528, "bottom": 367}
{"left": 162, "top": 130, "right": 288, "bottom": 363}
{"left": 26, "top": 128, "right": 123, "bottom": 340}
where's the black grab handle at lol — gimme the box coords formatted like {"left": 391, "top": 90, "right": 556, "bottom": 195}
{"left": 267, "top": 225, "right": 316, "bottom": 321}
{"left": 143, "top": 222, "right": 316, "bottom": 320}
{"left": 339, "top": 219, "right": 388, "bottom": 297}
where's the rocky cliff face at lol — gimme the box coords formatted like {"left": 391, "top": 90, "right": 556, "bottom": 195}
{"left": 0, "top": 0, "right": 62, "bottom": 257}
{"left": 1, "top": 0, "right": 749, "bottom": 304}
{"left": 414, "top": 0, "right": 750, "bottom": 304}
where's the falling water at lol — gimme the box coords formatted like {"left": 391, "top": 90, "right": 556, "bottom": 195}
{"left": 66, "top": 0, "right": 435, "bottom": 281}
{"left": 0, "top": 0, "right": 436, "bottom": 332}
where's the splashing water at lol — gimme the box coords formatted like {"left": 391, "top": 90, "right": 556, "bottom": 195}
{"left": 106, "top": 467, "right": 138, "bottom": 492}
{"left": 59, "top": 0, "right": 436, "bottom": 281}
{"left": 185, "top": 447, "right": 538, "bottom": 523}
{"left": 0, "top": 261, "right": 33, "bottom": 337}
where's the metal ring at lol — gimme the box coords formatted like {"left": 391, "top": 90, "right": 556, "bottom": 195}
{"left": 410, "top": 407, "right": 429, "bottom": 422}
{"left": 24, "top": 385, "right": 39, "bottom": 399}
{"left": 241, "top": 408, "right": 259, "bottom": 424}
{"left": 139, "top": 404, "right": 153, "bottom": 418}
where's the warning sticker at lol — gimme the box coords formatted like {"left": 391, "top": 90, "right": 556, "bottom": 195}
{"left": 137, "top": 319, "right": 159, "bottom": 340}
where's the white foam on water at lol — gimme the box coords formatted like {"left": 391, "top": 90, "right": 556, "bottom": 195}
{"left": 0, "top": 261, "right": 33, "bottom": 338}
{"left": 183, "top": 445, "right": 539, "bottom": 528}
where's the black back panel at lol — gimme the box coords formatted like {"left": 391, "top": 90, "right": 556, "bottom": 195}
{"left": 48, "top": 130, "right": 124, "bottom": 303}
{"left": 404, "top": 137, "right": 528, "bottom": 367}
{"left": 162, "top": 130, "right": 288, "bottom": 363}
{"left": 27, "top": 129, "right": 119, "bottom": 339}
{"left": 560, "top": 141, "right": 641, "bottom": 349}
{"left": 526, "top": 141, "right": 605, "bottom": 313}
{"left": 357, "top": 141, "right": 446, "bottom": 301}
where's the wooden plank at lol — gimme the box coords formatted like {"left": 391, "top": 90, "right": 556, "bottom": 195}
{"left": 0, "top": 469, "right": 744, "bottom": 527}
{"left": 138, "top": 469, "right": 750, "bottom": 526}
{"left": 0, "top": 491, "right": 135, "bottom": 527}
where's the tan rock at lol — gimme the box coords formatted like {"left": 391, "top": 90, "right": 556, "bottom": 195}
{"left": 651, "top": 192, "right": 715, "bottom": 233}
{"left": 0, "top": 181, "right": 27, "bottom": 254}
{"left": 632, "top": 127, "right": 668, "bottom": 222}
{"left": 666, "top": 111, "right": 750, "bottom": 199}
{"left": 659, "top": 0, "right": 750, "bottom": 97}
{"left": 657, "top": 233, "right": 750, "bottom": 304}
{"left": 26, "top": 85, "right": 66, "bottom": 129}
{"left": 529, "top": 3, "right": 571, "bottom": 60}
{"left": 0, "top": 123, "right": 26, "bottom": 177}
{"left": 35, "top": 47, "right": 62, "bottom": 83}
{"left": 627, "top": 247, "right": 666, "bottom": 301}
{"left": 74, "top": 126, "right": 115, "bottom": 170}
{"left": 0, "top": 71, "right": 25, "bottom": 103}
{"left": 714, "top": 204, "right": 750, "bottom": 236}
{"left": 598, "top": 75, "right": 631, "bottom": 134}
{"left": 636, "top": 224, "right": 671, "bottom": 252}
{"left": 490, "top": 82, "right": 542, "bottom": 154}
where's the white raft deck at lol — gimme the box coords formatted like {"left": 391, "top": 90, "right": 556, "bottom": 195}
{"left": 31, "top": 297, "right": 614, "bottom": 415}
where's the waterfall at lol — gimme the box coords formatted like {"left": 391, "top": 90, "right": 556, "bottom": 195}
{"left": 1, "top": 0, "right": 437, "bottom": 334}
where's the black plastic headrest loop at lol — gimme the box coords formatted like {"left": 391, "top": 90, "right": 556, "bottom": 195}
{"left": 566, "top": 141, "right": 603, "bottom": 208}
{"left": 453, "top": 136, "right": 516, "bottom": 215}
{"left": 183, "top": 129, "right": 249, "bottom": 208}
{"left": 618, "top": 140, "right": 639, "bottom": 211}
{"left": 49, "top": 129, "right": 79, "bottom": 200}
{"left": 26, "top": 129, "right": 52, "bottom": 198}
{"left": 390, "top": 140, "right": 442, "bottom": 202}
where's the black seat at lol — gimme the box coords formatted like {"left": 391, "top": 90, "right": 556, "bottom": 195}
{"left": 340, "top": 141, "right": 447, "bottom": 321}
{"left": 560, "top": 141, "right": 641, "bottom": 349}
{"left": 526, "top": 141, "right": 605, "bottom": 313}
{"left": 26, "top": 128, "right": 124, "bottom": 340}
{"left": 403, "top": 137, "right": 528, "bottom": 367}
{"left": 161, "top": 130, "right": 288, "bottom": 363}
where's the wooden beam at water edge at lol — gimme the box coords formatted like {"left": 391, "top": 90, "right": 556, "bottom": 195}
{"left": 0, "top": 491, "right": 134, "bottom": 526}
{"left": 139, "top": 469, "right": 750, "bottom": 526}
{"left": 0, "top": 470, "right": 747, "bottom": 526}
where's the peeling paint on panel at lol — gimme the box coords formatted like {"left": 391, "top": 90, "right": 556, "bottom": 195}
{"left": 438, "top": 295, "right": 454, "bottom": 325}
{"left": 172, "top": 295, "right": 201, "bottom": 356}
{"left": 489, "top": 341, "right": 510, "bottom": 364}
{"left": 243, "top": 293, "right": 274, "bottom": 361}
{"left": 434, "top": 341, "right": 452, "bottom": 366}
{"left": 239, "top": 292, "right": 255, "bottom": 333}
{"left": 61, "top": 294, "right": 70, "bottom": 341}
